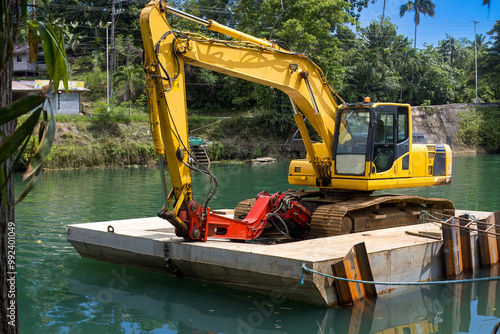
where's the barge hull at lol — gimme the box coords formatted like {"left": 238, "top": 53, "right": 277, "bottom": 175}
{"left": 66, "top": 210, "right": 491, "bottom": 307}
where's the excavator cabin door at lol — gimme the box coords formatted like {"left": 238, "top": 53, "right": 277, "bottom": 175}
{"left": 372, "top": 105, "right": 411, "bottom": 175}
{"left": 334, "top": 105, "right": 411, "bottom": 177}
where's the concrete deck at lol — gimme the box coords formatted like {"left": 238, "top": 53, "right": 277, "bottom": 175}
{"left": 66, "top": 210, "right": 492, "bottom": 307}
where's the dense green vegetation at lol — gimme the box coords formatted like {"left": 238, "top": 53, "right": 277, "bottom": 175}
{"left": 457, "top": 106, "right": 500, "bottom": 153}
{"left": 29, "top": 0, "right": 499, "bottom": 109}
{"left": 18, "top": 0, "right": 500, "bottom": 167}
{"left": 16, "top": 104, "right": 296, "bottom": 168}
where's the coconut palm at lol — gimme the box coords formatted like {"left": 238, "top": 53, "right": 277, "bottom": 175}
{"left": 113, "top": 65, "right": 144, "bottom": 102}
{"left": 399, "top": 0, "right": 436, "bottom": 48}
{"left": 113, "top": 65, "right": 144, "bottom": 115}
{"left": 474, "top": 33, "right": 492, "bottom": 52}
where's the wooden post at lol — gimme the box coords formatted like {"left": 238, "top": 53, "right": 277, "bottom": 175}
{"left": 458, "top": 214, "right": 474, "bottom": 272}
{"left": 331, "top": 242, "right": 377, "bottom": 305}
{"left": 442, "top": 217, "right": 463, "bottom": 277}
{"left": 478, "top": 212, "right": 499, "bottom": 267}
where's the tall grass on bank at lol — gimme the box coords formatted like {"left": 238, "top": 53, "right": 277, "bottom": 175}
{"left": 457, "top": 106, "right": 500, "bottom": 153}
{"left": 15, "top": 104, "right": 300, "bottom": 169}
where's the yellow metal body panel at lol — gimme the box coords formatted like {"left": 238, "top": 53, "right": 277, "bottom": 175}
{"left": 288, "top": 159, "right": 317, "bottom": 186}
{"left": 140, "top": 2, "right": 193, "bottom": 204}
{"left": 290, "top": 143, "right": 452, "bottom": 190}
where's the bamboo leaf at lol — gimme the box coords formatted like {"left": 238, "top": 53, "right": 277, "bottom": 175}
{"left": 38, "top": 110, "right": 48, "bottom": 144}
{"left": 24, "top": 108, "right": 55, "bottom": 180}
{"left": 0, "top": 95, "right": 45, "bottom": 125}
{"left": 0, "top": 108, "right": 42, "bottom": 167}
{"left": 42, "top": 23, "right": 68, "bottom": 91}
{"left": 16, "top": 168, "right": 41, "bottom": 205}
{"left": 38, "top": 22, "right": 55, "bottom": 80}
{"left": 0, "top": 133, "right": 31, "bottom": 191}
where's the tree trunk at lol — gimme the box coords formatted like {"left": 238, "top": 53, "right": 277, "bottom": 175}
{"left": 1, "top": 0, "right": 19, "bottom": 332}
{"left": 381, "top": 0, "right": 386, "bottom": 24}
{"left": 0, "top": 29, "right": 19, "bottom": 334}
{"left": 414, "top": 23, "right": 417, "bottom": 48}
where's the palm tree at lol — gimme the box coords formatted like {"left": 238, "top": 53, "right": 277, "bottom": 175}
{"left": 475, "top": 33, "right": 491, "bottom": 52}
{"left": 113, "top": 65, "right": 144, "bottom": 102}
{"left": 399, "top": 0, "right": 436, "bottom": 48}
{"left": 381, "top": 0, "right": 386, "bottom": 25}
{"left": 113, "top": 65, "right": 144, "bottom": 115}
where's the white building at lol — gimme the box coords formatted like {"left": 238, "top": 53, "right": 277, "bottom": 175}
{"left": 12, "top": 80, "right": 89, "bottom": 115}
{"left": 13, "top": 45, "right": 46, "bottom": 77}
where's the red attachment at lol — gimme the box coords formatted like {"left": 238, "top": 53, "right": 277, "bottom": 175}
{"left": 175, "top": 191, "right": 311, "bottom": 241}
{"left": 263, "top": 191, "right": 311, "bottom": 230}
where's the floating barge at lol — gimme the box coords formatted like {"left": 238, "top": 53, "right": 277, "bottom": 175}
{"left": 66, "top": 209, "right": 494, "bottom": 307}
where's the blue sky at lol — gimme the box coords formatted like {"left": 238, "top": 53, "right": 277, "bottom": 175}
{"left": 358, "top": 0, "right": 500, "bottom": 48}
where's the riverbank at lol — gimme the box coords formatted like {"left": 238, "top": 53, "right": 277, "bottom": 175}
{"left": 15, "top": 156, "right": 500, "bottom": 333}
{"left": 18, "top": 103, "right": 499, "bottom": 169}
{"left": 18, "top": 111, "right": 290, "bottom": 170}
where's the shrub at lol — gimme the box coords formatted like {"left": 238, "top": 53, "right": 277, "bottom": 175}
{"left": 457, "top": 106, "right": 500, "bottom": 152}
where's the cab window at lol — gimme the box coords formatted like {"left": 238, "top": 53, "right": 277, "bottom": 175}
{"left": 336, "top": 109, "right": 369, "bottom": 175}
{"left": 373, "top": 113, "right": 394, "bottom": 173}
{"left": 397, "top": 107, "right": 409, "bottom": 143}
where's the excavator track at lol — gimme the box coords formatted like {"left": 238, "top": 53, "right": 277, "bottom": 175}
{"left": 309, "top": 195, "right": 454, "bottom": 238}
{"left": 234, "top": 198, "right": 256, "bottom": 220}
{"left": 234, "top": 194, "right": 454, "bottom": 239}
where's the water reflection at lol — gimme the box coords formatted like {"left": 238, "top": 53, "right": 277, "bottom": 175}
{"left": 66, "top": 258, "right": 500, "bottom": 334}
{"left": 15, "top": 155, "right": 500, "bottom": 333}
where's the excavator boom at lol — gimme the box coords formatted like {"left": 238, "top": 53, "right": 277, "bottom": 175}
{"left": 139, "top": 1, "right": 453, "bottom": 241}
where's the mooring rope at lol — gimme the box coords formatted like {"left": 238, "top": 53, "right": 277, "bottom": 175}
{"left": 300, "top": 265, "right": 500, "bottom": 286}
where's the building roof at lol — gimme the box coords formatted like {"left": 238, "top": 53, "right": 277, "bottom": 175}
{"left": 12, "top": 80, "right": 90, "bottom": 92}
{"left": 12, "top": 80, "right": 36, "bottom": 91}
{"left": 13, "top": 45, "right": 30, "bottom": 54}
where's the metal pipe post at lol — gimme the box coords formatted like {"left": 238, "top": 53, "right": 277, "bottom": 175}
{"left": 104, "top": 21, "right": 112, "bottom": 106}
{"left": 471, "top": 21, "right": 479, "bottom": 103}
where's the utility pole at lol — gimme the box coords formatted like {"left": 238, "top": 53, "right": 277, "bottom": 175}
{"left": 110, "top": 0, "right": 124, "bottom": 103}
{"left": 105, "top": 22, "right": 111, "bottom": 107}
{"left": 471, "top": 20, "right": 479, "bottom": 103}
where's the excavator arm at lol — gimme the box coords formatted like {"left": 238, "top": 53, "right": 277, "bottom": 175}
{"left": 139, "top": 1, "right": 452, "bottom": 241}
{"left": 139, "top": 0, "right": 342, "bottom": 239}
{"left": 140, "top": 0, "right": 341, "bottom": 182}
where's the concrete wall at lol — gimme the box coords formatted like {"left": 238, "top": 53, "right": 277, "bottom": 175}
{"left": 412, "top": 103, "right": 500, "bottom": 152}
{"left": 46, "top": 91, "right": 81, "bottom": 115}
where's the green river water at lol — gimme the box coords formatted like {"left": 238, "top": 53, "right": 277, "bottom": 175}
{"left": 14, "top": 154, "right": 500, "bottom": 333}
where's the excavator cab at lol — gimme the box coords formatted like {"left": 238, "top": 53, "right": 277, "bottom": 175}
{"left": 334, "top": 103, "right": 410, "bottom": 177}
{"left": 289, "top": 102, "right": 451, "bottom": 191}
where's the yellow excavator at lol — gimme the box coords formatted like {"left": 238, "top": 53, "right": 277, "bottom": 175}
{"left": 139, "top": 1, "right": 454, "bottom": 241}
